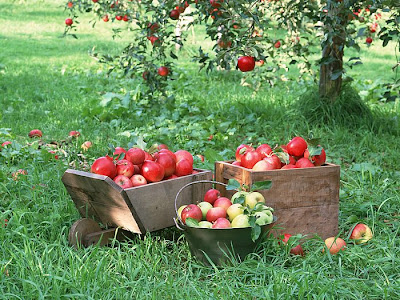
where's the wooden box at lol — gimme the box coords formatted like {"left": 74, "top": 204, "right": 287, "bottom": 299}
{"left": 62, "top": 169, "right": 213, "bottom": 235}
{"left": 214, "top": 161, "right": 340, "bottom": 239}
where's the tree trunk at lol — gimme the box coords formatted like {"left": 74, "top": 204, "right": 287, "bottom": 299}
{"left": 319, "top": 41, "right": 344, "bottom": 101}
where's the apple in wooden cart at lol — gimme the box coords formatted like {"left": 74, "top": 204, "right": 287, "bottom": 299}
{"left": 113, "top": 175, "right": 133, "bottom": 189}
{"left": 116, "top": 159, "right": 135, "bottom": 178}
{"left": 141, "top": 160, "right": 164, "bottom": 182}
{"left": 126, "top": 147, "right": 146, "bottom": 165}
{"left": 130, "top": 174, "right": 147, "bottom": 187}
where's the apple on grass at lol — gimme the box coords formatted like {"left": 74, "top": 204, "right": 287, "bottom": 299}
{"left": 324, "top": 237, "right": 347, "bottom": 254}
{"left": 349, "top": 223, "right": 373, "bottom": 244}
{"left": 244, "top": 192, "right": 266, "bottom": 209}
{"left": 280, "top": 233, "right": 304, "bottom": 256}
{"left": 130, "top": 174, "right": 147, "bottom": 187}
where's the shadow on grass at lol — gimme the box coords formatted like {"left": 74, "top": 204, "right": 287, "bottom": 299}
{"left": 297, "top": 83, "right": 399, "bottom": 135}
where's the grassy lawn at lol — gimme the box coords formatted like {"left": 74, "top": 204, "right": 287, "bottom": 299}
{"left": 1, "top": 1, "right": 399, "bottom": 299}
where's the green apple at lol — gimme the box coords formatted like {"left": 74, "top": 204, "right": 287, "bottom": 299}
{"left": 244, "top": 192, "right": 266, "bottom": 209}
{"left": 226, "top": 203, "right": 245, "bottom": 221}
{"left": 197, "top": 202, "right": 213, "bottom": 220}
{"left": 177, "top": 205, "right": 187, "bottom": 219}
{"left": 230, "top": 191, "right": 249, "bottom": 204}
{"left": 231, "top": 214, "right": 250, "bottom": 228}
{"left": 254, "top": 211, "right": 273, "bottom": 226}
{"left": 198, "top": 221, "right": 213, "bottom": 228}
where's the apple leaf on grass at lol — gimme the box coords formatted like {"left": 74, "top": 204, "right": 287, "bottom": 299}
{"left": 185, "top": 218, "right": 200, "bottom": 228}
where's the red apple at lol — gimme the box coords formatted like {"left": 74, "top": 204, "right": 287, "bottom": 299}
{"left": 130, "top": 174, "right": 147, "bottom": 187}
{"left": 157, "top": 144, "right": 169, "bottom": 150}
{"left": 261, "top": 155, "right": 281, "bottom": 170}
{"left": 295, "top": 157, "right": 314, "bottom": 168}
{"left": 196, "top": 154, "right": 205, "bottom": 162}
{"left": 141, "top": 160, "right": 164, "bottom": 182}
{"left": 304, "top": 147, "right": 326, "bottom": 166}
{"left": 349, "top": 223, "right": 373, "bottom": 244}
{"left": 91, "top": 156, "right": 117, "bottom": 179}
{"left": 113, "top": 146, "right": 127, "bottom": 160}
{"left": 280, "top": 233, "right": 304, "bottom": 256}
{"left": 69, "top": 130, "right": 80, "bottom": 137}
{"left": 274, "top": 40, "right": 281, "bottom": 48}
{"left": 204, "top": 188, "right": 220, "bottom": 205}
{"left": 235, "top": 144, "right": 254, "bottom": 162}
{"left": 175, "top": 158, "right": 193, "bottom": 177}
{"left": 232, "top": 161, "right": 241, "bottom": 166}
{"left": 116, "top": 159, "right": 135, "bottom": 178}
{"left": 213, "top": 197, "right": 232, "bottom": 211}
{"left": 252, "top": 159, "right": 276, "bottom": 171}
{"left": 256, "top": 143, "right": 272, "bottom": 159}
{"left": 113, "top": 175, "right": 133, "bottom": 189}
{"left": 324, "top": 237, "right": 347, "bottom": 254}
{"left": 1, "top": 141, "right": 11, "bottom": 149}
{"left": 237, "top": 56, "right": 255, "bottom": 72}
{"left": 212, "top": 217, "right": 231, "bottom": 229}
{"left": 281, "top": 164, "right": 297, "bottom": 170}
{"left": 366, "top": 37, "right": 373, "bottom": 44}
{"left": 241, "top": 150, "right": 262, "bottom": 169}
{"left": 181, "top": 204, "right": 203, "bottom": 224}
{"left": 155, "top": 153, "right": 176, "bottom": 177}
{"left": 81, "top": 141, "right": 92, "bottom": 151}
{"left": 144, "top": 151, "right": 154, "bottom": 161}
{"left": 206, "top": 207, "right": 227, "bottom": 222}
{"left": 126, "top": 148, "right": 146, "bottom": 165}
{"left": 286, "top": 136, "right": 308, "bottom": 157}
{"left": 174, "top": 149, "right": 193, "bottom": 164}
{"left": 210, "top": 0, "right": 223, "bottom": 8}
{"left": 65, "top": 18, "right": 73, "bottom": 26}
{"left": 169, "top": 9, "right": 180, "bottom": 20}
{"left": 28, "top": 129, "right": 42, "bottom": 138}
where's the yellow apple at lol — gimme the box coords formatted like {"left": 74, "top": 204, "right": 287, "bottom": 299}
{"left": 244, "top": 192, "right": 266, "bottom": 209}
{"left": 231, "top": 214, "right": 250, "bottom": 228}
{"left": 226, "top": 203, "right": 245, "bottom": 221}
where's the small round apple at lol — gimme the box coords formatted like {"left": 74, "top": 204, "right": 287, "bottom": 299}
{"left": 177, "top": 205, "right": 187, "bottom": 218}
{"left": 181, "top": 204, "right": 203, "bottom": 224}
{"left": 213, "top": 197, "right": 232, "bottom": 211}
{"left": 244, "top": 192, "right": 266, "bottom": 209}
{"left": 212, "top": 218, "right": 231, "bottom": 229}
{"left": 231, "top": 214, "right": 250, "bottom": 228}
{"left": 349, "top": 223, "right": 373, "bottom": 244}
{"left": 324, "top": 237, "right": 347, "bottom": 255}
{"left": 198, "top": 221, "right": 213, "bottom": 228}
{"left": 226, "top": 203, "right": 244, "bottom": 221}
{"left": 254, "top": 211, "right": 273, "bottom": 226}
{"left": 206, "top": 207, "right": 226, "bottom": 223}
{"left": 130, "top": 174, "right": 147, "bottom": 187}
{"left": 197, "top": 202, "right": 213, "bottom": 220}
{"left": 204, "top": 188, "right": 220, "bottom": 205}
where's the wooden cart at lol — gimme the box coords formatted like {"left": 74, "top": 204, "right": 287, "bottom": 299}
{"left": 62, "top": 169, "right": 213, "bottom": 248}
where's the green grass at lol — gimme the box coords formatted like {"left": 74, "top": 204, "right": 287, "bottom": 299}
{"left": 1, "top": 1, "right": 400, "bottom": 299}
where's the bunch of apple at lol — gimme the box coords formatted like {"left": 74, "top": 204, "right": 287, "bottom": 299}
{"left": 90, "top": 144, "right": 197, "bottom": 189}
{"left": 233, "top": 136, "right": 327, "bottom": 170}
{"left": 178, "top": 186, "right": 274, "bottom": 239}
{"left": 279, "top": 223, "right": 374, "bottom": 257}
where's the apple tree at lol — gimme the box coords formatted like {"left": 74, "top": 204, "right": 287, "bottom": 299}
{"left": 63, "top": 0, "right": 399, "bottom": 103}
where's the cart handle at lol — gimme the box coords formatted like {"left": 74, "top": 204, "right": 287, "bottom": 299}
{"left": 174, "top": 180, "right": 232, "bottom": 229}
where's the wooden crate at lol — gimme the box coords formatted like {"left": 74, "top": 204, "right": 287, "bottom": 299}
{"left": 214, "top": 161, "right": 340, "bottom": 239}
{"left": 62, "top": 169, "right": 213, "bottom": 235}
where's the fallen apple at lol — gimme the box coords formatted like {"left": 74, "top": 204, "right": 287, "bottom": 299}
{"left": 324, "top": 237, "right": 347, "bottom": 254}
{"left": 349, "top": 223, "right": 373, "bottom": 244}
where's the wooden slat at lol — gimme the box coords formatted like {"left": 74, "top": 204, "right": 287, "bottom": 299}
{"left": 214, "top": 161, "right": 340, "bottom": 239}
{"left": 62, "top": 169, "right": 143, "bottom": 233}
{"left": 125, "top": 170, "right": 213, "bottom": 232}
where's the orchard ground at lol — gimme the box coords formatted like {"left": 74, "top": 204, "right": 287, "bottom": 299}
{"left": 1, "top": 1, "right": 400, "bottom": 299}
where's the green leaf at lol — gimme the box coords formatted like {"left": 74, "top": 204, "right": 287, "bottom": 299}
{"left": 250, "top": 180, "right": 272, "bottom": 191}
{"left": 185, "top": 218, "right": 200, "bottom": 228}
{"left": 330, "top": 69, "right": 343, "bottom": 81}
{"left": 307, "top": 145, "right": 323, "bottom": 157}
{"left": 226, "top": 178, "right": 241, "bottom": 191}
{"left": 251, "top": 224, "right": 261, "bottom": 242}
